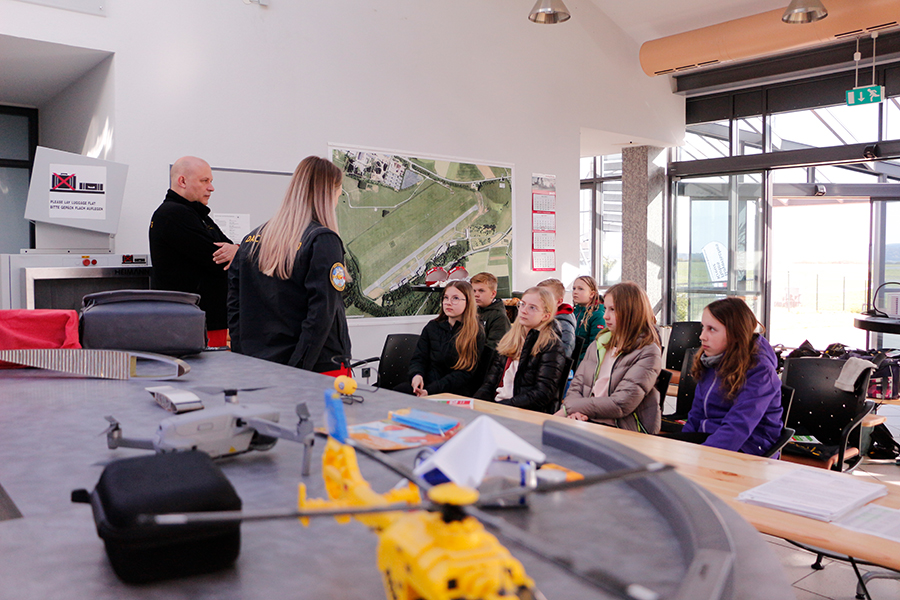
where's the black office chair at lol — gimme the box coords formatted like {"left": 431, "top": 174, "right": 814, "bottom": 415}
{"left": 571, "top": 336, "right": 586, "bottom": 368}
{"left": 781, "top": 356, "right": 878, "bottom": 472}
{"left": 351, "top": 333, "right": 420, "bottom": 390}
{"left": 660, "top": 347, "right": 698, "bottom": 433}
{"left": 470, "top": 346, "right": 497, "bottom": 396}
{"left": 655, "top": 369, "right": 673, "bottom": 413}
{"left": 554, "top": 356, "right": 575, "bottom": 413}
{"left": 761, "top": 385, "right": 795, "bottom": 459}
{"left": 664, "top": 321, "right": 703, "bottom": 372}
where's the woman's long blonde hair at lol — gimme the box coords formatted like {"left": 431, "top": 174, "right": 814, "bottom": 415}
{"left": 604, "top": 282, "right": 659, "bottom": 354}
{"left": 437, "top": 280, "right": 481, "bottom": 371}
{"left": 496, "top": 287, "right": 559, "bottom": 359}
{"left": 256, "top": 156, "right": 342, "bottom": 280}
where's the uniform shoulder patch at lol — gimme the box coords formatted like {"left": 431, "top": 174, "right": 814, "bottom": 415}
{"left": 330, "top": 263, "right": 347, "bottom": 291}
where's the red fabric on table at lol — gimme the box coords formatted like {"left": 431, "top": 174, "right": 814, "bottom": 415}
{"left": 0, "top": 309, "right": 81, "bottom": 368}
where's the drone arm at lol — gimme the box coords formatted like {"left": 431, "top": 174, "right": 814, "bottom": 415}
{"left": 103, "top": 416, "right": 156, "bottom": 451}
{"left": 244, "top": 403, "right": 315, "bottom": 476}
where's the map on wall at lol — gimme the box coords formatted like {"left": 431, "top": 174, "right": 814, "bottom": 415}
{"left": 331, "top": 147, "right": 513, "bottom": 318}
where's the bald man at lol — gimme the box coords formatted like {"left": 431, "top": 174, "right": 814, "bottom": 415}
{"left": 149, "top": 156, "right": 239, "bottom": 346}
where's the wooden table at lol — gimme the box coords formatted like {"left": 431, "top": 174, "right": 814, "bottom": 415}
{"left": 466, "top": 398, "right": 900, "bottom": 572}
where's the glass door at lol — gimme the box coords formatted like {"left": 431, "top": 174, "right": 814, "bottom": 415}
{"left": 673, "top": 173, "right": 764, "bottom": 322}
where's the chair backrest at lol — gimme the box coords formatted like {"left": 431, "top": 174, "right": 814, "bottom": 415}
{"left": 672, "top": 347, "right": 699, "bottom": 417}
{"left": 781, "top": 357, "right": 872, "bottom": 446}
{"left": 571, "top": 336, "right": 586, "bottom": 367}
{"left": 665, "top": 321, "right": 703, "bottom": 371}
{"left": 375, "top": 334, "right": 420, "bottom": 390}
{"left": 655, "top": 369, "right": 673, "bottom": 412}
{"left": 779, "top": 384, "right": 794, "bottom": 426}
{"left": 555, "top": 356, "right": 575, "bottom": 410}
{"left": 471, "top": 346, "right": 497, "bottom": 395}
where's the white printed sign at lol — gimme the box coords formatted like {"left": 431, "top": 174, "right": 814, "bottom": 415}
{"left": 701, "top": 241, "right": 728, "bottom": 283}
{"left": 212, "top": 213, "right": 252, "bottom": 243}
{"left": 48, "top": 163, "right": 107, "bottom": 220}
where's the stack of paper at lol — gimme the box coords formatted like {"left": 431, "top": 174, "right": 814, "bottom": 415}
{"left": 737, "top": 468, "right": 887, "bottom": 522}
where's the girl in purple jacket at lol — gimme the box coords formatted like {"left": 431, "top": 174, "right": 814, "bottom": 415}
{"left": 680, "top": 297, "right": 783, "bottom": 455}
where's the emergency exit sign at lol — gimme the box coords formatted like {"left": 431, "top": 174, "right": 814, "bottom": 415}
{"left": 846, "top": 85, "right": 885, "bottom": 106}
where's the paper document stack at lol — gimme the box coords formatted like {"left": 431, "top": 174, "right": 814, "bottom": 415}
{"left": 737, "top": 468, "right": 887, "bottom": 522}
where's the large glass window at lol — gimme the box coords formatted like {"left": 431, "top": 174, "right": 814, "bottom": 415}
{"left": 770, "top": 104, "right": 880, "bottom": 152}
{"left": 579, "top": 154, "right": 622, "bottom": 286}
{"left": 0, "top": 106, "right": 37, "bottom": 254}
{"left": 674, "top": 173, "right": 764, "bottom": 321}
{"left": 677, "top": 120, "right": 729, "bottom": 161}
{"left": 770, "top": 197, "right": 868, "bottom": 348}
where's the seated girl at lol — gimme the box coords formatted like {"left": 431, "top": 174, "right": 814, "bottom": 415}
{"left": 678, "top": 297, "right": 782, "bottom": 456}
{"left": 395, "top": 280, "right": 485, "bottom": 397}
{"left": 557, "top": 281, "right": 662, "bottom": 434}
{"left": 474, "top": 287, "right": 567, "bottom": 413}
{"left": 572, "top": 275, "right": 606, "bottom": 367}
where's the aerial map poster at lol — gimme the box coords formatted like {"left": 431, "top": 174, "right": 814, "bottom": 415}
{"left": 331, "top": 146, "right": 513, "bottom": 318}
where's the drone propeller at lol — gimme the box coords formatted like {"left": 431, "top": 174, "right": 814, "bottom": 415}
{"left": 99, "top": 415, "right": 120, "bottom": 437}
{"left": 192, "top": 385, "right": 272, "bottom": 403}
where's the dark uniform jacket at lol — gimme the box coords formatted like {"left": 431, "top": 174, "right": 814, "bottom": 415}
{"left": 408, "top": 319, "right": 485, "bottom": 396}
{"left": 474, "top": 323, "right": 566, "bottom": 414}
{"left": 149, "top": 190, "right": 233, "bottom": 330}
{"left": 227, "top": 221, "right": 351, "bottom": 373}
{"left": 478, "top": 298, "right": 511, "bottom": 350}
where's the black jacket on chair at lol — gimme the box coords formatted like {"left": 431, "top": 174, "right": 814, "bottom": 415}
{"left": 474, "top": 327, "right": 566, "bottom": 413}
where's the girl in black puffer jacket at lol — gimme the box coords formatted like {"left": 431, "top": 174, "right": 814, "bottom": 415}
{"left": 474, "top": 286, "right": 567, "bottom": 413}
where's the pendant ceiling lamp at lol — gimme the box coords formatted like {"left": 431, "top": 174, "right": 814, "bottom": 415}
{"left": 781, "top": 0, "right": 828, "bottom": 24}
{"left": 528, "top": 0, "right": 571, "bottom": 24}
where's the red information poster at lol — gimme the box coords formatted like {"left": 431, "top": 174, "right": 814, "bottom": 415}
{"left": 531, "top": 173, "right": 556, "bottom": 271}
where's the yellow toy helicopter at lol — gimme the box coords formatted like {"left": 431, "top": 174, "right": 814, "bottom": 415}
{"left": 151, "top": 388, "right": 672, "bottom": 600}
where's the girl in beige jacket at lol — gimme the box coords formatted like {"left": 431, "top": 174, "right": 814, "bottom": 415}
{"left": 557, "top": 282, "right": 662, "bottom": 434}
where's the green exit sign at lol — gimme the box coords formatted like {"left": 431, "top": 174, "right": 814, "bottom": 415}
{"left": 846, "top": 85, "right": 886, "bottom": 106}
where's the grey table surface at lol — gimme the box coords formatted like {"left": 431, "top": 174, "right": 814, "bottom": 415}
{"left": 0, "top": 351, "right": 794, "bottom": 600}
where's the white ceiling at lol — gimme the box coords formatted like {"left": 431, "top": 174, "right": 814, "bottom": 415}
{"left": 586, "top": 0, "right": 792, "bottom": 46}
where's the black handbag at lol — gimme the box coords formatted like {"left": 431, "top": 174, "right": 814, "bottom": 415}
{"left": 80, "top": 289, "right": 206, "bottom": 356}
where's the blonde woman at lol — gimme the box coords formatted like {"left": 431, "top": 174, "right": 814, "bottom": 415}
{"left": 572, "top": 275, "right": 605, "bottom": 366}
{"left": 475, "top": 287, "right": 567, "bottom": 413}
{"left": 558, "top": 281, "right": 662, "bottom": 434}
{"left": 396, "top": 280, "right": 485, "bottom": 397}
{"left": 227, "top": 156, "right": 351, "bottom": 375}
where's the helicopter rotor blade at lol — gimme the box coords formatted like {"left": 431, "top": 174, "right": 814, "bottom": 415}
{"left": 475, "top": 462, "right": 675, "bottom": 506}
{"left": 466, "top": 504, "right": 659, "bottom": 600}
{"left": 143, "top": 501, "right": 432, "bottom": 526}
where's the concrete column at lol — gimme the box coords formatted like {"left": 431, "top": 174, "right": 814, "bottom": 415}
{"left": 621, "top": 145, "right": 666, "bottom": 316}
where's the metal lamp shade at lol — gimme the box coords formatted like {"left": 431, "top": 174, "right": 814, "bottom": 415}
{"left": 528, "top": 0, "right": 571, "bottom": 24}
{"left": 781, "top": 0, "right": 828, "bottom": 24}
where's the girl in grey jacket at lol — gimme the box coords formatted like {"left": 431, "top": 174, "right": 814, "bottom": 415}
{"left": 558, "top": 282, "right": 662, "bottom": 434}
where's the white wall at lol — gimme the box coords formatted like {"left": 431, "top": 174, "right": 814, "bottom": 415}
{"left": 0, "top": 0, "right": 683, "bottom": 357}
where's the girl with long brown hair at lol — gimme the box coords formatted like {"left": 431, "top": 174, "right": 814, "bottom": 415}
{"left": 558, "top": 281, "right": 662, "bottom": 433}
{"left": 678, "top": 297, "right": 782, "bottom": 455}
{"left": 227, "top": 156, "right": 351, "bottom": 374}
{"left": 397, "top": 280, "right": 485, "bottom": 397}
{"left": 474, "top": 287, "right": 567, "bottom": 413}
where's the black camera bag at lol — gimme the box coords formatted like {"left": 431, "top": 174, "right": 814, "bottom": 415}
{"left": 72, "top": 451, "right": 241, "bottom": 583}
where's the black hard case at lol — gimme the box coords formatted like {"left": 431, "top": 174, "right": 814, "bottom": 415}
{"left": 77, "top": 451, "right": 241, "bottom": 583}
{"left": 79, "top": 289, "right": 207, "bottom": 356}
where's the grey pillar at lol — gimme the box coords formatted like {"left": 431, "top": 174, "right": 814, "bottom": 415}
{"left": 621, "top": 146, "right": 666, "bottom": 316}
